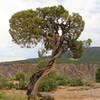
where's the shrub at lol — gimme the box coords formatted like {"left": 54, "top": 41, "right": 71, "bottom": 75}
{"left": 67, "top": 76, "right": 83, "bottom": 86}
{"left": 39, "top": 72, "right": 68, "bottom": 92}
{"left": 15, "top": 79, "right": 26, "bottom": 90}
{"left": 96, "top": 68, "right": 100, "bottom": 82}
{"left": 81, "top": 78, "right": 92, "bottom": 86}
{"left": 0, "top": 76, "right": 13, "bottom": 89}
{"left": 15, "top": 71, "right": 26, "bottom": 81}
{"left": 14, "top": 71, "right": 28, "bottom": 90}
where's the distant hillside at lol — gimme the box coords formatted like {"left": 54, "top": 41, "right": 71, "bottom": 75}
{"left": 58, "top": 47, "right": 100, "bottom": 64}
{"left": 1, "top": 47, "right": 100, "bottom": 64}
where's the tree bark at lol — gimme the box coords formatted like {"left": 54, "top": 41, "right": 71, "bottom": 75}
{"left": 27, "top": 35, "right": 63, "bottom": 100}
{"left": 27, "top": 51, "right": 61, "bottom": 100}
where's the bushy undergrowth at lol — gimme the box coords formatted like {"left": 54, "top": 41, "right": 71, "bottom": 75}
{"left": 39, "top": 72, "right": 68, "bottom": 92}
{"left": 14, "top": 79, "right": 26, "bottom": 90}
{"left": 67, "top": 76, "right": 91, "bottom": 86}
{"left": 36, "top": 60, "right": 90, "bottom": 92}
{"left": 14, "top": 71, "right": 28, "bottom": 90}
{"left": 0, "top": 76, "right": 13, "bottom": 89}
{"left": 15, "top": 71, "right": 26, "bottom": 81}
{"left": 39, "top": 72, "right": 87, "bottom": 92}
{"left": 96, "top": 68, "right": 100, "bottom": 82}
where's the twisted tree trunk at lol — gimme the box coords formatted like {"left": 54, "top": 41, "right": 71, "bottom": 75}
{"left": 27, "top": 36, "right": 63, "bottom": 100}
{"left": 27, "top": 51, "right": 61, "bottom": 100}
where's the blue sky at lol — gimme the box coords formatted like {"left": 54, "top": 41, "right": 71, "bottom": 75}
{"left": 0, "top": 0, "right": 100, "bottom": 62}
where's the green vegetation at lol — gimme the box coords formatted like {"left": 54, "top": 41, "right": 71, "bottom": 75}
{"left": 96, "top": 67, "right": 100, "bottom": 82}
{"left": 15, "top": 79, "right": 26, "bottom": 90}
{"left": 33, "top": 60, "right": 91, "bottom": 92}
{"left": 15, "top": 71, "right": 26, "bottom": 81}
{"left": 39, "top": 72, "right": 91, "bottom": 92}
{"left": 39, "top": 72, "right": 68, "bottom": 92}
{"left": 0, "top": 76, "right": 13, "bottom": 89}
{"left": 0, "top": 71, "right": 31, "bottom": 90}
{"left": 14, "top": 71, "right": 28, "bottom": 90}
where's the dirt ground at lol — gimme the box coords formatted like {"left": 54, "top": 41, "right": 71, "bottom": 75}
{"left": 41, "top": 83, "right": 100, "bottom": 100}
{"left": 0, "top": 84, "right": 100, "bottom": 100}
{"left": 53, "top": 86, "right": 100, "bottom": 100}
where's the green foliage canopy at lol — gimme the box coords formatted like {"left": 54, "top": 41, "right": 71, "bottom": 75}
{"left": 9, "top": 5, "right": 85, "bottom": 58}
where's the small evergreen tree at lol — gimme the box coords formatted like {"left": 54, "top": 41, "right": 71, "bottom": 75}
{"left": 9, "top": 5, "right": 85, "bottom": 100}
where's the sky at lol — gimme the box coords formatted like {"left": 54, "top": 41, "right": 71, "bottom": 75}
{"left": 0, "top": 0, "right": 100, "bottom": 62}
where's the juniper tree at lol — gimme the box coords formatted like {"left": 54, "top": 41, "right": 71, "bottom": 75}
{"left": 9, "top": 5, "right": 85, "bottom": 100}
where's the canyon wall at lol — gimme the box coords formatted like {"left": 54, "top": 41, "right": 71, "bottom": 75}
{"left": 0, "top": 63, "right": 98, "bottom": 81}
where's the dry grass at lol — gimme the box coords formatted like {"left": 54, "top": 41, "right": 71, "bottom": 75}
{"left": 0, "top": 89, "right": 27, "bottom": 100}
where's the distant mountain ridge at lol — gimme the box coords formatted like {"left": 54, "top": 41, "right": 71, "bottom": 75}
{"left": 1, "top": 47, "right": 100, "bottom": 64}
{"left": 59, "top": 47, "right": 100, "bottom": 64}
